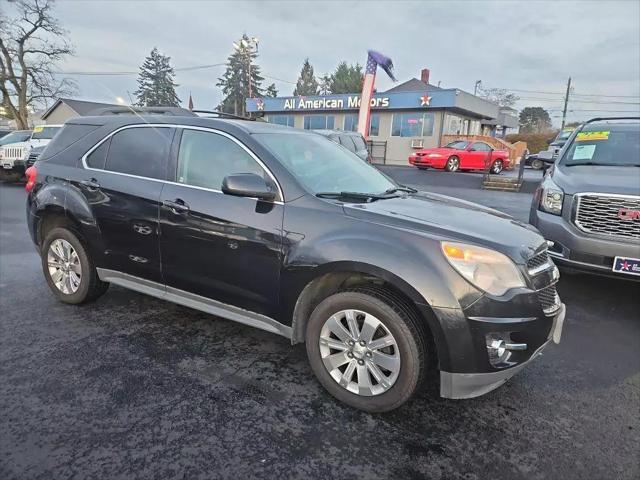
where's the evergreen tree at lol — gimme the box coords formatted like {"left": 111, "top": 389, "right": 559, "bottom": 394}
{"left": 266, "top": 83, "right": 278, "bottom": 97}
{"left": 318, "top": 73, "right": 332, "bottom": 95}
{"left": 293, "top": 58, "right": 319, "bottom": 96}
{"left": 328, "top": 62, "right": 363, "bottom": 94}
{"left": 217, "top": 34, "right": 264, "bottom": 116}
{"left": 133, "top": 47, "right": 180, "bottom": 107}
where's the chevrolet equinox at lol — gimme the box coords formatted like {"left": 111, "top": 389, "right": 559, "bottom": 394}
{"left": 26, "top": 108, "right": 565, "bottom": 412}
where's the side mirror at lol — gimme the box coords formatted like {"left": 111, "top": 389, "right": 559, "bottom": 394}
{"left": 222, "top": 173, "right": 277, "bottom": 201}
{"left": 537, "top": 150, "right": 556, "bottom": 164}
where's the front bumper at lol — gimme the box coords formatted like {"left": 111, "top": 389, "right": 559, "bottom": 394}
{"left": 408, "top": 155, "right": 445, "bottom": 168}
{"left": 530, "top": 208, "right": 640, "bottom": 276}
{"left": 440, "top": 303, "right": 565, "bottom": 399}
{"left": 1, "top": 158, "right": 26, "bottom": 174}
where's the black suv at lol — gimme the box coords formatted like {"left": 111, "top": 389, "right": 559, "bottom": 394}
{"left": 26, "top": 109, "right": 565, "bottom": 412}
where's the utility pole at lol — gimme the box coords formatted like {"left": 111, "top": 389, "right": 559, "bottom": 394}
{"left": 474, "top": 80, "right": 482, "bottom": 96}
{"left": 561, "top": 76, "right": 572, "bottom": 129}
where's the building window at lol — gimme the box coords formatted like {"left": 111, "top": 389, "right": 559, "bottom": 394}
{"left": 369, "top": 114, "right": 380, "bottom": 137}
{"left": 304, "top": 115, "right": 335, "bottom": 130}
{"left": 344, "top": 114, "right": 358, "bottom": 132}
{"left": 267, "top": 115, "right": 295, "bottom": 127}
{"left": 344, "top": 113, "right": 380, "bottom": 136}
{"left": 391, "top": 112, "right": 434, "bottom": 137}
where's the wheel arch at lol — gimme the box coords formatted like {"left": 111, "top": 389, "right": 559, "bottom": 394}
{"left": 288, "top": 261, "right": 446, "bottom": 368}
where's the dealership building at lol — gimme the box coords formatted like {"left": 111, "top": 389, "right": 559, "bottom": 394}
{"left": 246, "top": 69, "right": 518, "bottom": 165}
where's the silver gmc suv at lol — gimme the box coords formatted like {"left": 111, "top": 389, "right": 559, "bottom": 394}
{"left": 530, "top": 117, "right": 640, "bottom": 279}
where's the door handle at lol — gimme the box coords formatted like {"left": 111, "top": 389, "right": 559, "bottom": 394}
{"left": 80, "top": 178, "right": 100, "bottom": 190}
{"left": 162, "top": 199, "right": 190, "bottom": 214}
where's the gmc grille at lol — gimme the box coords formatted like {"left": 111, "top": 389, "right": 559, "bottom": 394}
{"left": 574, "top": 194, "right": 640, "bottom": 240}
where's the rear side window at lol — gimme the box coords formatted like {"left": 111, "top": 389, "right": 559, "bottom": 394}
{"left": 104, "top": 127, "right": 172, "bottom": 179}
{"left": 176, "top": 129, "right": 265, "bottom": 190}
{"left": 86, "top": 139, "right": 110, "bottom": 169}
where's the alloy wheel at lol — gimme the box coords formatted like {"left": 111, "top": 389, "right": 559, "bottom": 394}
{"left": 492, "top": 160, "right": 503, "bottom": 174}
{"left": 447, "top": 157, "right": 459, "bottom": 171}
{"left": 47, "top": 239, "right": 82, "bottom": 294}
{"left": 319, "top": 309, "right": 401, "bottom": 396}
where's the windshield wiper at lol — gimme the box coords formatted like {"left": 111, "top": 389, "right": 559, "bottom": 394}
{"left": 315, "top": 191, "right": 396, "bottom": 202}
{"left": 384, "top": 185, "right": 417, "bottom": 194}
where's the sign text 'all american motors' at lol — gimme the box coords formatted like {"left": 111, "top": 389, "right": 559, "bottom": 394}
{"left": 284, "top": 95, "right": 390, "bottom": 111}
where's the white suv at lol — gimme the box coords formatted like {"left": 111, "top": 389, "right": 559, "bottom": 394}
{"left": 0, "top": 125, "right": 62, "bottom": 180}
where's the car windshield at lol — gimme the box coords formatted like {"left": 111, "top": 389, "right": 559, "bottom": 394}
{"left": 256, "top": 132, "right": 396, "bottom": 195}
{"left": 445, "top": 141, "right": 469, "bottom": 150}
{"left": 31, "top": 126, "right": 61, "bottom": 140}
{"left": 0, "top": 131, "right": 31, "bottom": 145}
{"left": 560, "top": 123, "right": 640, "bottom": 167}
{"left": 557, "top": 130, "right": 573, "bottom": 141}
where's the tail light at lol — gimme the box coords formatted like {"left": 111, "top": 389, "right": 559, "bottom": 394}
{"left": 25, "top": 166, "right": 37, "bottom": 192}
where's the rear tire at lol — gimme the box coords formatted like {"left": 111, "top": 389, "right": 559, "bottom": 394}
{"left": 445, "top": 156, "right": 460, "bottom": 172}
{"left": 305, "top": 289, "right": 427, "bottom": 412}
{"left": 531, "top": 159, "right": 543, "bottom": 170}
{"left": 491, "top": 159, "right": 504, "bottom": 174}
{"left": 417, "top": 166, "right": 428, "bottom": 170}
{"left": 41, "top": 227, "right": 109, "bottom": 304}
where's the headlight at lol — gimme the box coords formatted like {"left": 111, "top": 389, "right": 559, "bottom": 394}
{"left": 426, "top": 153, "right": 443, "bottom": 158}
{"left": 441, "top": 242, "right": 526, "bottom": 296}
{"left": 539, "top": 179, "right": 564, "bottom": 215}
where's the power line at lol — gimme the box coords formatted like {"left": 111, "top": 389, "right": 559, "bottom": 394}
{"left": 53, "top": 62, "right": 226, "bottom": 76}
{"left": 487, "top": 86, "right": 640, "bottom": 99}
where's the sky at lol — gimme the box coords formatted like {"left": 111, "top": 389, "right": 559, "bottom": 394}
{"left": 9, "top": 0, "right": 640, "bottom": 125}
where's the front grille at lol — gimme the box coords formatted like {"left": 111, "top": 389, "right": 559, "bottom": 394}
{"left": 537, "top": 284, "right": 561, "bottom": 315}
{"left": 526, "top": 250, "right": 551, "bottom": 274}
{"left": 574, "top": 194, "right": 640, "bottom": 240}
{"left": 1, "top": 146, "right": 25, "bottom": 160}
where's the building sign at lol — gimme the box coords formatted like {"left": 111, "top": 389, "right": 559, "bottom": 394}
{"left": 284, "top": 96, "right": 390, "bottom": 110}
{"left": 245, "top": 88, "right": 499, "bottom": 119}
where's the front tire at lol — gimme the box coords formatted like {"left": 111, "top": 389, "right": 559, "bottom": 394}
{"left": 41, "top": 227, "right": 109, "bottom": 304}
{"left": 445, "top": 156, "right": 460, "bottom": 172}
{"left": 305, "top": 289, "right": 427, "bottom": 412}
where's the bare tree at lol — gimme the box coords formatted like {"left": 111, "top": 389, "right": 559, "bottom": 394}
{"left": 0, "top": 0, "right": 75, "bottom": 128}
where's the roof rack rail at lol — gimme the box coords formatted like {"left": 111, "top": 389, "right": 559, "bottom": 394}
{"left": 583, "top": 116, "right": 640, "bottom": 124}
{"left": 89, "top": 106, "right": 196, "bottom": 117}
{"left": 191, "top": 110, "right": 257, "bottom": 121}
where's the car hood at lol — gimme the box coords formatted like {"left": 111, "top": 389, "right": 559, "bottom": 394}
{"left": 343, "top": 191, "right": 545, "bottom": 264}
{"left": 0, "top": 141, "right": 29, "bottom": 149}
{"left": 553, "top": 164, "right": 640, "bottom": 196}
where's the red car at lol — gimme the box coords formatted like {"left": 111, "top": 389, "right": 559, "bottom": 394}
{"left": 409, "top": 140, "right": 509, "bottom": 174}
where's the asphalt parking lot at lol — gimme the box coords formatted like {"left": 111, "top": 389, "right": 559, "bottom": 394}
{"left": 1, "top": 168, "right": 638, "bottom": 480}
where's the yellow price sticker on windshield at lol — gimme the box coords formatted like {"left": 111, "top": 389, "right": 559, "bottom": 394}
{"left": 32, "top": 126, "right": 44, "bottom": 133}
{"left": 576, "top": 131, "right": 609, "bottom": 141}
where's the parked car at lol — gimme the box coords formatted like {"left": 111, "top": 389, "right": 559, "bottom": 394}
{"left": 0, "top": 125, "right": 61, "bottom": 181}
{"left": 530, "top": 117, "right": 640, "bottom": 279}
{"left": 0, "top": 129, "right": 31, "bottom": 146}
{"left": 313, "top": 129, "right": 372, "bottom": 163}
{"left": 409, "top": 140, "right": 509, "bottom": 173}
{"left": 26, "top": 110, "right": 565, "bottom": 412}
{"left": 526, "top": 128, "right": 575, "bottom": 170}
